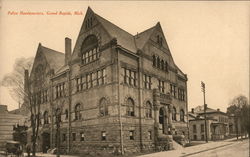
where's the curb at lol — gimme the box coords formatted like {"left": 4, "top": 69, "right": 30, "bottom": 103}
{"left": 180, "top": 143, "right": 234, "bottom": 157}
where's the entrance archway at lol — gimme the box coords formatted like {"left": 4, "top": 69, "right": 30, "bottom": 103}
{"left": 42, "top": 132, "right": 50, "bottom": 153}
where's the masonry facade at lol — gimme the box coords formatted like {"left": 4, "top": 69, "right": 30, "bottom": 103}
{"left": 25, "top": 7, "right": 188, "bottom": 154}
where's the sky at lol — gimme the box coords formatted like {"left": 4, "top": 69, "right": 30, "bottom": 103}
{"left": 0, "top": 1, "right": 249, "bottom": 112}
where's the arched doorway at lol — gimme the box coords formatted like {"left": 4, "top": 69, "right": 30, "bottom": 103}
{"left": 42, "top": 132, "right": 50, "bottom": 153}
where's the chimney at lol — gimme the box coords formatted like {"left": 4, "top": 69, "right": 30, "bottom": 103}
{"left": 65, "top": 37, "right": 72, "bottom": 65}
{"left": 191, "top": 108, "right": 194, "bottom": 113}
{"left": 217, "top": 108, "right": 220, "bottom": 112}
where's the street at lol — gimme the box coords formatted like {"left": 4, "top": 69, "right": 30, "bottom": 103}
{"left": 189, "top": 139, "right": 249, "bottom": 157}
{"left": 139, "top": 138, "right": 249, "bottom": 157}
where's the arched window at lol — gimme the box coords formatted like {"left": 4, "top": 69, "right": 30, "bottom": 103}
{"left": 145, "top": 101, "right": 152, "bottom": 118}
{"left": 100, "top": 98, "right": 108, "bottom": 116}
{"left": 75, "top": 104, "right": 81, "bottom": 120}
{"left": 161, "top": 59, "right": 164, "bottom": 70}
{"left": 81, "top": 35, "right": 99, "bottom": 64}
{"left": 44, "top": 111, "right": 49, "bottom": 124}
{"left": 172, "top": 107, "right": 176, "bottom": 121}
{"left": 165, "top": 61, "right": 169, "bottom": 72}
{"left": 152, "top": 55, "right": 156, "bottom": 67}
{"left": 55, "top": 108, "right": 61, "bottom": 123}
{"left": 157, "top": 57, "right": 160, "bottom": 68}
{"left": 127, "top": 98, "right": 135, "bottom": 116}
{"left": 180, "top": 109, "right": 185, "bottom": 122}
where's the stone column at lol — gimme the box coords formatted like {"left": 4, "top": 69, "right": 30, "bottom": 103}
{"left": 168, "top": 105, "right": 173, "bottom": 135}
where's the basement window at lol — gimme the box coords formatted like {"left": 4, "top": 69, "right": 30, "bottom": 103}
{"left": 129, "top": 131, "right": 134, "bottom": 140}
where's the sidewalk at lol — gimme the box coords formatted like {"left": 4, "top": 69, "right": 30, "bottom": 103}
{"left": 23, "top": 153, "right": 78, "bottom": 157}
{"left": 138, "top": 137, "right": 246, "bottom": 157}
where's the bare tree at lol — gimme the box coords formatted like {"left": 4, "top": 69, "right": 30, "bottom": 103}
{"left": 1, "top": 57, "right": 33, "bottom": 105}
{"left": 1, "top": 57, "right": 47, "bottom": 157}
{"left": 227, "top": 95, "right": 250, "bottom": 137}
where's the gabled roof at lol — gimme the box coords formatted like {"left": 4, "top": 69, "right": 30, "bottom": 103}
{"left": 40, "top": 45, "right": 64, "bottom": 71}
{"left": 134, "top": 25, "right": 156, "bottom": 50}
{"left": 95, "top": 14, "right": 137, "bottom": 53}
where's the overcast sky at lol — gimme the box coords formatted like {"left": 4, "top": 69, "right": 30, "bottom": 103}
{"left": 0, "top": 1, "right": 249, "bottom": 112}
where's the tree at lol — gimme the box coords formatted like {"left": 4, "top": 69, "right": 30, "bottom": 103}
{"left": 227, "top": 95, "right": 250, "bottom": 137}
{"left": 1, "top": 57, "right": 45, "bottom": 157}
{"left": 1, "top": 57, "right": 33, "bottom": 105}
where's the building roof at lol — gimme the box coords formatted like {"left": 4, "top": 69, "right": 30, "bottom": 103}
{"left": 195, "top": 107, "right": 227, "bottom": 116}
{"left": 95, "top": 14, "right": 137, "bottom": 53}
{"left": 134, "top": 25, "right": 156, "bottom": 50}
{"left": 40, "top": 45, "right": 65, "bottom": 71}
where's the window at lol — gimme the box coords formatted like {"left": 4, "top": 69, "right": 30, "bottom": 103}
{"left": 97, "top": 68, "right": 106, "bottom": 85}
{"left": 65, "top": 109, "right": 68, "bottom": 120}
{"left": 178, "top": 88, "right": 185, "bottom": 101}
{"left": 75, "top": 104, "right": 81, "bottom": 120}
{"left": 81, "top": 35, "right": 100, "bottom": 64}
{"left": 55, "top": 83, "right": 65, "bottom": 99}
{"left": 158, "top": 80, "right": 165, "bottom": 93}
{"left": 152, "top": 55, "right": 156, "bottom": 67}
{"left": 80, "top": 132, "right": 85, "bottom": 141}
{"left": 76, "top": 68, "right": 106, "bottom": 92}
{"left": 172, "top": 107, "right": 176, "bottom": 121}
{"left": 72, "top": 133, "right": 76, "bottom": 141}
{"left": 100, "top": 98, "right": 108, "bottom": 116}
{"left": 101, "top": 131, "right": 106, "bottom": 141}
{"left": 201, "top": 135, "right": 205, "bottom": 140}
{"left": 157, "top": 35, "right": 163, "bottom": 46}
{"left": 193, "top": 125, "right": 197, "bottom": 133}
{"left": 170, "top": 84, "right": 177, "bottom": 98}
{"left": 180, "top": 109, "right": 185, "bottom": 122}
{"left": 148, "top": 131, "right": 152, "bottom": 140}
{"left": 55, "top": 108, "right": 61, "bottom": 123}
{"left": 165, "top": 61, "right": 169, "bottom": 72}
{"left": 193, "top": 135, "right": 197, "bottom": 140}
{"left": 123, "top": 68, "right": 137, "bottom": 87}
{"left": 129, "top": 131, "right": 134, "bottom": 140}
{"left": 201, "top": 124, "right": 204, "bottom": 133}
{"left": 157, "top": 57, "right": 160, "bottom": 68}
{"left": 62, "top": 134, "right": 66, "bottom": 142}
{"left": 127, "top": 98, "right": 135, "bottom": 116}
{"left": 143, "top": 74, "right": 151, "bottom": 89}
{"left": 145, "top": 101, "right": 152, "bottom": 118}
{"left": 43, "top": 111, "right": 49, "bottom": 124}
{"left": 161, "top": 59, "right": 164, "bottom": 70}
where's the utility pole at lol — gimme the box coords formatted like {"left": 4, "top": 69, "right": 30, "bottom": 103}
{"left": 201, "top": 81, "right": 208, "bottom": 143}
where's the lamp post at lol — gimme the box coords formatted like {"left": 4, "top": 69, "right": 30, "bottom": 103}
{"left": 201, "top": 81, "right": 208, "bottom": 143}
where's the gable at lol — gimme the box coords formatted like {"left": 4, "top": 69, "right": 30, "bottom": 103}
{"left": 30, "top": 44, "right": 64, "bottom": 82}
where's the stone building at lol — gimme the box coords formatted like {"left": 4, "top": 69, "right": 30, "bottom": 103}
{"left": 189, "top": 107, "right": 229, "bottom": 141}
{"left": 24, "top": 7, "right": 188, "bottom": 154}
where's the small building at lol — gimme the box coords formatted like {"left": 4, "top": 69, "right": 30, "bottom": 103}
{"left": 189, "top": 107, "right": 229, "bottom": 141}
{"left": 0, "top": 105, "right": 26, "bottom": 151}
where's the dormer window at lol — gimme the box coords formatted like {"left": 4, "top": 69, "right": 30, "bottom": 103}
{"left": 81, "top": 35, "right": 100, "bottom": 64}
